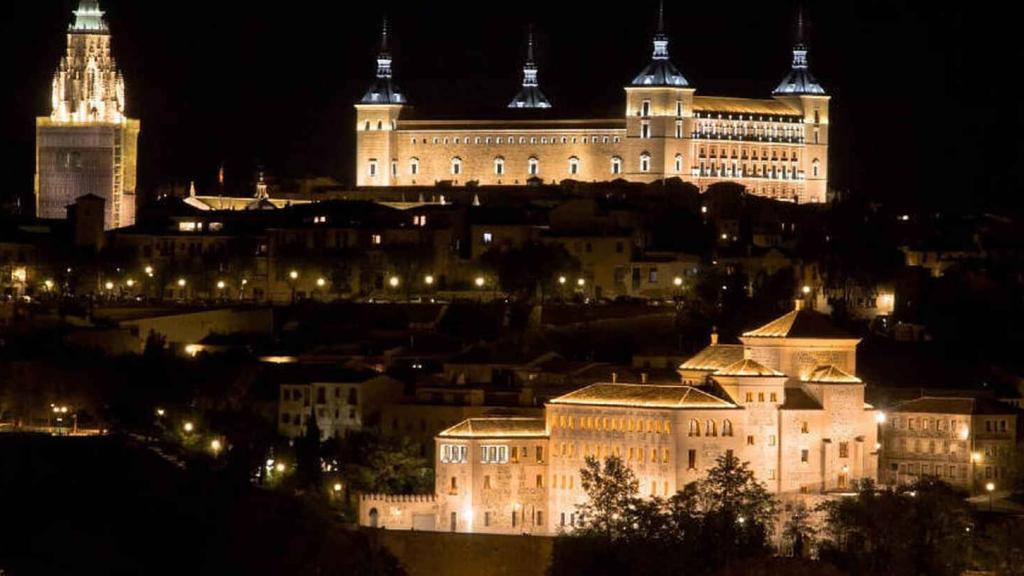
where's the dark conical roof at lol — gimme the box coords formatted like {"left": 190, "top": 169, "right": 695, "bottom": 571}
{"left": 773, "top": 9, "right": 825, "bottom": 95}
{"left": 361, "top": 19, "right": 407, "bottom": 105}
{"left": 631, "top": 1, "right": 688, "bottom": 87}
{"left": 509, "top": 28, "right": 552, "bottom": 109}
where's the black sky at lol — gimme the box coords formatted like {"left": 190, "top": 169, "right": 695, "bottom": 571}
{"left": 2, "top": 1, "right": 1021, "bottom": 213}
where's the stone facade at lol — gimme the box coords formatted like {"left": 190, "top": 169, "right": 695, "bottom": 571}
{"left": 356, "top": 12, "right": 829, "bottom": 204}
{"left": 359, "top": 307, "right": 881, "bottom": 535}
{"left": 36, "top": 1, "right": 139, "bottom": 230}
{"left": 879, "top": 397, "right": 1020, "bottom": 493}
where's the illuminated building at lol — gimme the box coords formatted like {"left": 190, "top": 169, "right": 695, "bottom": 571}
{"left": 35, "top": 0, "right": 140, "bottom": 230}
{"left": 356, "top": 7, "right": 830, "bottom": 203}
{"left": 359, "top": 305, "right": 880, "bottom": 533}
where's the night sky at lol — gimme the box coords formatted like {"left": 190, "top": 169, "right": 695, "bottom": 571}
{"left": 2, "top": 1, "right": 1020, "bottom": 213}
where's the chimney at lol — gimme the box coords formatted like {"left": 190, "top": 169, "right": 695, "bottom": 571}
{"left": 710, "top": 326, "right": 719, "bottom": 346}
{"left": 641, "top": 372, "right": 648, "bottom": 384}
{"left": 611, "top": 372, "right": 618, "bottom": 384}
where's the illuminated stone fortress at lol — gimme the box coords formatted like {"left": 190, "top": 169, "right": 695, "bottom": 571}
{"left": 360, "top": 307, "right": 880, "bottom": 534}
{"left": 356, "top": 6, "right": 830, "bottom": 204}
{"left": 36, "top": 0, "right": 140, "bottom": 230}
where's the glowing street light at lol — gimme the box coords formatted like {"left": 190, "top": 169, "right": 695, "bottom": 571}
{"left": 389, "top": 276, "right": 400, "bottom": 288}
{"left": 875, "top": 412, "right": 887, "bottom": 425}
{"left": 558, "top": 276, "right": 567, "bottom": 285}
{"left": 316, "top": 277, "right": 326, "bottom": 288}
{"left": 289, "top": 270, "right": 299, "bottom": 281}
{"left": 475, "top": 276, "right": 485, "bottom": 288}
{"left": 673, "top": 277, "right": 683, "bottom": 287}
{"left": 577, "top": 278, "right": 586, "bottom": 287}
{"left": 424, "top": 275, "right": 435, "bottom": 286}
{"left": 971, "top": 451, "right": 982, "bottom": 463}
{"left": 210, "top": 439, "right": 222, "bottom": 454}
{"left": 126, "top": 279, "right": 135, "bottom": 288}
{"left": 275, "top": 462, "right": 286, "bottom": 473}
{"left": 183, "top": 421, "right": 194, "bottom": 433}
{"left": 177, "top": 278, "right": 187, "bottom": 288}
{"left": 156, "top": 408, "right": 166, "bottom": 417}
{"left": 144, "top": 266, "right": 154, "bottom": 276}
{"left": 44, "top": 279, "right": 54, "bottom": 291}
{"left": 217, "top": 281, "right": 226, "bottom": 290}
{"left": 802, "top": 285, "right": 811, "bottom": 295}
{"left": 333, "top": 482, "right": 343, "bottom": 493}
{"left": 986, "top": 482, "right": 996, "bottom": 511}
{"left": 105, "top": 281, "right": 114, "bottom": 291}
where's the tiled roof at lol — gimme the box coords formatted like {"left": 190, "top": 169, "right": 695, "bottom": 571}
{"left": 438, "top": 417, "right": 548, "bottom": 438}
{"left": 890, "top": 396, "right": 1020, "bottom": 416}
{"left": 714, "top": 358, "right": 785, "bottom": 378}
{"left": 742, "top": 310, "right": 855, "bottom": 339}
{"left": 781, "top": 388, "right": 823, "bottom": 410}
{"left": 693, "top": 96, "right": 801, "bottom": 116}
{"left": 678, "top": 344, "right": 744, "bottom": 372}
{"left": 804, "top": 365, "right": 862, "bottom": 383}
{"left": 550, "top": 383, "right": 735, "bottom": 409}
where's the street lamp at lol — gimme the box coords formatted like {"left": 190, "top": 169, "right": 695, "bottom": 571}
{"left": 558, "top": 276, "right": 567, "bottom": 285}
{"left": 577, "top": 278, "right": 586, "bottom": 287}
{"left": 44, "top": 279, "right": 54, "bottom": 291}
{"left": 389, "top": 276, "right": 400, "bottom": 288}
{"left": 177, "top": 278, "right": 187, "bottom": 288}
{"left": 105, "top": 281, "right": 114, "bottom": 291}
{"left": 316, "top": 277, "right": 326, "bottom": 288}
{"left": 289, "top": 270, "right": 299, "bottom": 281}
{"left": 802, "top": 285, "right": 811, "bottom": 295}
{"left": 673, "top": 277, "right": 683, "bottom": 287}
{"left": 126, "top": 279, "right": 135, "bottom": 288}
{"left": 156, "top": 408, "right": 165, "bottom": 417}
{"left": 145, "top": 266, "right": 154, "bottom": 276}
{"left": 986, "top": 482, "right": 995, "bottom": 511}
{"left": 183, "top": 421, "right": 194, "bottom": 433}
{"left": 475, "top": 276, "right": 485, "bottom": 288}
{"left": 210, "top": 439, "right": 222, "bottom": 454}
{"left": 333, "top": 482, "right": 343, "bottom": 493}
{"left": 424, "top": 275, "right": 435, "bottom": 286}
{"left": 875, "top": 412, "right": 887, "bottom": 425}
{"left": 217, "top": 280, "right": 226, "bottom": 290}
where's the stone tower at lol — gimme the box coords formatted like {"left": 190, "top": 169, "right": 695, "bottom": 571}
{"left": 35, "top": 0, "right": 140, "bottom": 229}
{"left": 355, "top": 19, "right": 408, "bottom": 187}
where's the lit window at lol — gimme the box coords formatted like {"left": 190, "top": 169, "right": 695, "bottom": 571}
{"left": 371, "top": 234, "right": 382, "bottom": 245}
{"left": 611, "top": 157, "right": 622, "bottom": 175}
{"left": 528, "top": 157, "right": 539, "bottom": 176}
{"left": 482, "top": 232, "right": 493, "bottom": 244}
{"left": 494, "top": 157, "right": 505, "bottom": 176}
{"left": 839, "top": 442, "right": 849, "bottom": 458}
{"left": 451, "top": 157, "right": 462, "bottom": 176}
{"left": 480, "top": 445, "right": 509, "bottom": 464}
{"left": 812, "top": 159, "right": 821, "bottom": 178}
{"left": 675, "top": 121, "right": 683, "bottom": 139}
{"left": 722, "top": 420, "right": 733, "bottom": 437}
{"left": 641, "top": 100, "right": 651, "bottom": 117}
{"left": 640, "top": 153, "right": 651, "bottom": 173}
{"left": 688, "top": 419, "right": 700, "bottom": 437}
{"left": 440, "top": 444, "right": 468, "bottom": 464}
{"left": 674, "top": 154, "right": 683, "bottom": 172}
{"left": 568, "top": 156, "right": 580, "bottom": 176}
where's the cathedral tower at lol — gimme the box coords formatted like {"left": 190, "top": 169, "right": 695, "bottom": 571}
{"left": 35, "top": 0, "right": 140, "bottom": 229}
{"left": 355, "top": 19, "right": 407, "bottom": 187}
{"left": 508, "top": 27, "right": 552, "bottom": 109}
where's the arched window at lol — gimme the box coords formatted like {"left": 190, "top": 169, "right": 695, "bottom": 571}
{"left": 705, "top": 419, "right": 717, "bottom": 437}
{"left": 494, "top": 156, "right": 505, "bottom": 176}
{"left": 409, "top": 157, "right": 419, "bottom": 176}
{"left": 364, "top": 121, "right": 370, "bottom": 131}
{"left": 377, "top": 120, "right": 383, "bottom": 130}
{"left": 688, "top": 419, "right": 701, "bottom": 437}
{"left": 519, "top": 137, "right": 526, "bottom": 144}
{"left": 451, "top": 157, "right": 462, "bottom": 176}
{"left": 674, "top": 154, "right": 683, "bottom": 173}
{"left": 568, "top": 156, "right": 580, "bottom": 176}
{"left": 561, "top": 136, "right": 567, "bottom": 144}
{"left": 722, "top": 419, "right": 733, "bottom": 437}
{"left": 528, "top": 157, "right": 539, "bottom": 176}
{"left": 812, "top": 159, "right": 821, "bottom": 178}
{"left": 640, "top": 152, "right": 651, "bottom": 173}
{"left": 611, "top": 156, "right": 622, "bottom": 175}
{"left": 391, "top": 120, "right": 396, "bottom": 130}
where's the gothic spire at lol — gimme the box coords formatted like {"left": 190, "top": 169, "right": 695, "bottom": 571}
{"left": 631, "top": 1, "right": 688, "bottom": 86}
{"left": 773, "top": 7, "right": 826, "bottom": 95}
{"left": 509, "top": 26, "right": 551, "bottom": 109}
{"left": 361, "top": 17, "right": 407, "bottom": 104}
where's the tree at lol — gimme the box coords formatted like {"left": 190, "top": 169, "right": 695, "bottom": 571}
{"left": 695, "top": 454, "right": 779, "bottom": 568}
{"left": 782, "top": 503, "right": 817, "bottom": 558}
{"left": 480, "top": 241, "right": 579, "bottom": 301}
{"left": 334, "top": 430, "right": 433, "bottom": 512}
{"left": 574, "top": 455, "right": 643, "bottom": 540}
{"left": 295, "top": 410, "right": 323, "bottom": 489}
{"left": 817, "top": 478, "right": 971, "bottom": 576}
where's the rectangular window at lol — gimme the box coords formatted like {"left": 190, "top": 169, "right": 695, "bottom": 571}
{"left": 536, "top": 474, "right": 544, "bottom": 488}
{"left": 839, "top": 442, "right": 849, "bottom": 458}
{"left": 768, "top": 435, "right": 777, "bottom": 447}
{"left": 480, "top": 445, "right": 509, "bottom": 464}
{"left": 368, "top": 159, "right": 378, "bottom": 177}
{"left": 536, "top": 511, "right": 543, "bottom": 526}
{"left": 536, "top": 446, "right": 544, "bottom": 464}
{"left": 511, "top": 447, "right": 519, "bottom": 464}
{"left": 746, "top": 435, "right": 755, "bottom": 446}
{"left": 688, "top": 449, "right": 696, "bottom": 470}
{"left": 801, "top": 449, "right": 809, "bottom": 463}
{"left": 440, "top": 444, "right": 468, "bottom": 464}
{"left": 641, "top": 123, "right": 650, "bottom": 139}
{"left": 770, "top": 392, "right": 778, "bottom": 403}
{"left": 485, "top": 511, "right": 491, "bottom": 527}
{"left": 801, "top": 421, "right": 809, "bottom": 434}
{"left": 641, "top": 100, "right": 651, "bottom": 117}
{"left": 484, "top": 475, "right": 491, "bottom": 489}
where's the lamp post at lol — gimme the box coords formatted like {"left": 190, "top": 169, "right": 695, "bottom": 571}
{"left": 289, "top": 270, "right": 299, "bottom": 304}
{"left": 986, "top": 482, "right": 995, "bottom": 512}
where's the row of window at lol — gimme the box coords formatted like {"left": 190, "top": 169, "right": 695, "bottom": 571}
{"left": 700, "top": 147, "right": 803, "bottom": 161}
{"left": 891, "top": 416, "right": 1009, "bottom": 435}
{"left": 439, "top": 443, "right": 544, "bottom": 465}
{"left": 554, "top": 415, "right": 673, "bottom": 434}
{"left": 554, "top": 443, "right": 672, "bottom": 464}
{"left": 696, "top": 162, "right": 818, "bottom": 179}
{"left": 694, "top": 122, "right": 805, "bottom": 140}
{"left": 410, "top": 135, "right": 622, "bottom": 146}
{"left": 280, "top": 386, "right": 358, "bottom": 406}
{"left": 744, "top": 391, "right": 779, "bottom": 403}
{"left": 481, "top": 473, "right": 544, "bottom": 490}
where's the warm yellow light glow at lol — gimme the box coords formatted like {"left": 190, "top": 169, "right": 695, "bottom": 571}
{"left": 986, "top": 482, "right": 995, "bottom": 492}
{"left": 971, "top": 451, "right": 982, "bottom": 463}
{"left": 217, "top": 281, "right": 226, "bottom": 290}
{"left": 105, "top": 281, "right": 114, "bottom": 290}
{"left": 673, "top": 277, "right": 683, "bottom": 287}
{"left": 241, "top": 278, "right": 249, "bottom": 286}
{"left": 185, "top": 344, "right": 203, "bottom": 357}
{"left": 316, "top": 278, "right": 326, "bottom": 287}
{"left": 802, "top": 285, "right": 811, "bottom": 295}
{"left": 156, "top": 408, "right": 165, "bottom": 417}
{"left": 12, "top": 267, "right": 27, "bottom": 283}
{"left": 183, "top": 421, "right": 194, "bottom": 433}
{"left": 210, "top": 439, "right": 222, "bottom": 453}
{"left": 275, "top": 462, "right": 286, "bottom": 473}
{"left": 289, "top": 270, "right": 299, "bottom": 280}
{"left": 875, "top": 412, "right": 887, "bottom": 424}
{"left": 333, "top": 483, "right": 343, "bottom": 492}
{"left": 475, "top": 277, "right": 485, "bottom": 288}
{"left": 126, "top": 279, "right": 135, "bottom": 288}
{"left": 424, "top": 275, "right": 435, "bottom": 286}
{"left": 144, "top": 266, "right": 154, "bottom": 275}
{"left": 44, "top": 279, "right": 54, "bottom": 290}
{"left": 558, "top": 276, "right": 567, "bottom": 285}
{"left": 177, "top": 278, "right": 187, "bottom": 287}
{"left": 389, "top": 276, "right": 400, "bottom": 288}
{"left": 577, "top": 278, "right": 586, "bottom": 287}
